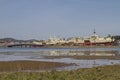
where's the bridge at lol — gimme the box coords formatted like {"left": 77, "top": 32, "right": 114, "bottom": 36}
{"left": 7, "top": 43, "right": 44, "bottom": 48}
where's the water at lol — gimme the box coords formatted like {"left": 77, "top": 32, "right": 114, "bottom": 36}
{"left": 0, "top": 47, "right": 120, "bottom": 71}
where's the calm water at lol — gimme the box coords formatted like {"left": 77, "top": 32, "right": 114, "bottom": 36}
{"left": 0, "top": 47, "right": 120, "bottom": 71}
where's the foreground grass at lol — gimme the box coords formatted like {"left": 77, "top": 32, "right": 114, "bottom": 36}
{"left": 0, "top": 65, "right": 120, "bottom": 80}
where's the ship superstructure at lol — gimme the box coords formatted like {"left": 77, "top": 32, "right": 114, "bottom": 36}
{"left": 44, "top": 31, "right": 114, "bottom": 46}
{"left": 5, "top": 31, "right": 115, "bottom": 48}
{"left": 83, "top": 30, "right": 114, "bottom": 46}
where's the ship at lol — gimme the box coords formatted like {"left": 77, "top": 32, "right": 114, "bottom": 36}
{"left": 82, "top": 30, "right": 115, "bottom": 46}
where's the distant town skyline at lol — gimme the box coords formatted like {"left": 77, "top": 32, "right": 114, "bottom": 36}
{"left": 0, "top": 0, "right": 120, "bottom": 40}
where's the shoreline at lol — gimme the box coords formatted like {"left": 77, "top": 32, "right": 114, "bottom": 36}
{"left": 43, "top": 45, "right": 120, "bottom": 48}
{"left": 1, "top": 45, "right": 120, "bottom": 49}
{"left": 44, "top": 55, "right": 120, "bottom": 60}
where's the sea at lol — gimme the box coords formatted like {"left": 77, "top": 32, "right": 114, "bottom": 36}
{"left": 0, "top": 47, "right": 120, "bottom": 71}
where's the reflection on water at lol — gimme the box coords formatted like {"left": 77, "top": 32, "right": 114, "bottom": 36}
{"left": 47, "top": 50, "right": 117, "bottom": 56}
{"left": 0, "top": 48, "right": 120, "bottom": 71}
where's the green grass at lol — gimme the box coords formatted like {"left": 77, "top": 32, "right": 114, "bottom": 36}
{"left": 0, "top": 65, "right": 120, "bottom": 80}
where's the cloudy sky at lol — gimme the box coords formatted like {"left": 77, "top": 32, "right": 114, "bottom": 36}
{"left": 0, "top": 0, "right": 120, "bottom": 40}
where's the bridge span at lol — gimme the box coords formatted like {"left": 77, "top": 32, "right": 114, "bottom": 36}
{"left": 7, "top": 43, "right": 44, "bottom": 48}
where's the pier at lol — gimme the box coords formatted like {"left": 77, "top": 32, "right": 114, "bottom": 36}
{"left": 7, "top": 43, "right": 44, "bottom": 48}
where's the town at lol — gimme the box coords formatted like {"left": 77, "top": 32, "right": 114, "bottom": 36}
{"left": 0, "top": 31, "right": 120, "bottom": 48}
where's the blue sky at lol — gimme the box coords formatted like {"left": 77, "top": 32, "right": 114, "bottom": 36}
{"left": 0, "top": 0, "right": 120, "bottom": 40}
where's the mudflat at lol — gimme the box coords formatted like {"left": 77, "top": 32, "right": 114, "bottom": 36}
{"left": 44, "top": 55, "right": 120, "bottom": 60}
{"left": 0, "top": 60, "right": 73, "bottom": 72}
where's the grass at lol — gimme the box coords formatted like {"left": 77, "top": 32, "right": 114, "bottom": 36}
{"left": 0, "top": 65, "right": 120, "bottom": 80}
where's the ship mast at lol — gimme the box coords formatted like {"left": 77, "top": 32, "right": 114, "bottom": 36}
{"left": 93, "top": 29, "right": 96, "bottom": 44}
{"left": 93, "top": 29, "right": 96, "bottom": 36}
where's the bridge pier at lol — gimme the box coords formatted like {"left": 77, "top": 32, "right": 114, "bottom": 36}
{"left": 7, "top": 44, "right": 44, "bottom": 48}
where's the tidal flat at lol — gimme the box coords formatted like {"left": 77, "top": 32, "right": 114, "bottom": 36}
{"left": 0, "top": 48, "right": 120, "bottom": 71}
{"left": 0, "top": 60, "right": 74, "bottom": 72}
{"left": 0, "top": 48, "right": 120, "bottom": 80}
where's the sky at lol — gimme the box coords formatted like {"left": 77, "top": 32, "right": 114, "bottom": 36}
{"left": 0, "top": 0, "right": 120, "bottom": 40}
